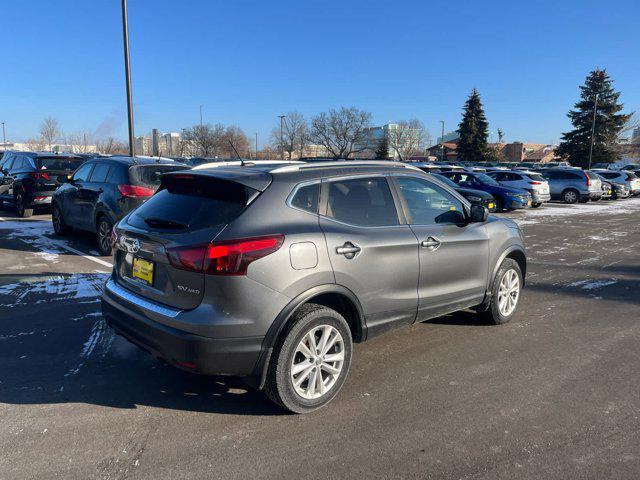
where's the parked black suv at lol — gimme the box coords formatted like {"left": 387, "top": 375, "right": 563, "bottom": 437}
{"left": 0, "top": 151, "right": 85, "bottom": 217}
{"left": 52, "top": 156, "right": 189, "bottom": 255}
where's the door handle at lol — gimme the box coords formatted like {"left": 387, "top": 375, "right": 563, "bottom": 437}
{"left": 336, "top": 242, "right": 361, "bottom": 259}
{"left": 421, "top": 236, "right": 441, "bottom": 251}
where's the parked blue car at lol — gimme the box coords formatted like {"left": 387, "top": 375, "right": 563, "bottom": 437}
{"left": 439, "top": 171, "right": 532, "bottom": 211}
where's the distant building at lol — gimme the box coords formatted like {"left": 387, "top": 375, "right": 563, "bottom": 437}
{"left": 365, "top": 123, "right": 399, "bottom": 159}
{"left": 135, "top": 130, "right": 181, "bottom": 157}
{"left": 437, "top": 131, "right": 460, "bottom": 144}
{"left": 427, "top": 140, "right": 557, "bottom": 163}
{"left": 631, "top": 127, "right": 640, "bottom": 145}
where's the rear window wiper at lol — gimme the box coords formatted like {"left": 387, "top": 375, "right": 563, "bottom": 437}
{"left": 143, "top": 217, "right": 188, "bottom": 229}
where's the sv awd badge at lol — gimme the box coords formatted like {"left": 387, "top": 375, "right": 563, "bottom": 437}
{"left": 177, "top": 285, "right": 200, "bottom": 295}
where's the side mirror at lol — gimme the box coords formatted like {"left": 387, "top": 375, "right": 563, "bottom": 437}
{"left": 469, "top": 204, "right": 489, "bottom": 223}
{"left": 57, "top": 174, "right": 71, "bottom": 183}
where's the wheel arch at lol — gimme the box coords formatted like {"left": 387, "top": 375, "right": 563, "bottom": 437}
{"left": 248, "top": 284, "right": 366, "bottom": 390}
{"left": 492, "top": 245, "right": 527, "bottom": 288}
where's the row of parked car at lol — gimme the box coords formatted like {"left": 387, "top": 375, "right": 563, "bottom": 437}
{"left": 406, "top": 161, "right": 640, "bottom": 213}
{"left": 1, "top": 150, "right": 638, "bottom": 256}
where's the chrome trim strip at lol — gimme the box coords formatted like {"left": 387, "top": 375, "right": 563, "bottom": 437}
{"left": 105, "top": 278, "right": 181, "bottom": 318}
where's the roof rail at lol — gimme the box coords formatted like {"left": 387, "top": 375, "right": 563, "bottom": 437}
{"left": 270, "top": 160, "right": 422, "bottom": 173}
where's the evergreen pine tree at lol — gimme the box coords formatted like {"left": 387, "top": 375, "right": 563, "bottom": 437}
{"left": 374, "top": 135, "right": 390, "bottom": 160}
{"left": 456, "top": 89, "right": 489, "bottom": 162}
{"left": 556, "top": 68, "right": 631, "bottom": 168}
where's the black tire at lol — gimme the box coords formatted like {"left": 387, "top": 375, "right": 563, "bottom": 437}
{"left": 15, "top": 192, "right": 33, "bottom": 218}
{"left": 477, "top": 258, "right": 523, "bottom": 325}
{"left": 494, "top": 198, "right": 504, "bottom": 212}
{"left": 265, "top": 303, "right": 353, "bottom": 413}
{"left": 531, "top": 202, "right": 542, "bottom": 208}
{"left": 52, "top": 203, "right": 72, "bottom": 235}
{"left": 562, "top": 189, "right": 578, "bottom": 204}
{"left": 96, "top": 215, "right": 114, "bottom": 256}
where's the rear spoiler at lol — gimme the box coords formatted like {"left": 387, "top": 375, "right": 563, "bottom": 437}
{"left": 162, "top": 168, "right": 272, "bottom": 192}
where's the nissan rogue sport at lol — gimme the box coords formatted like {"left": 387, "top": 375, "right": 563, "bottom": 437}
{"left": 102, "top": 161, "right": 527, "bottom": 413}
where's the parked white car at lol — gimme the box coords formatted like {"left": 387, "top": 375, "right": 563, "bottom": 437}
{"left": 486, "top": 170, "right": 551, "bottom": 208}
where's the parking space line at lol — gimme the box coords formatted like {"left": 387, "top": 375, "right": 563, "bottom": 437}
{"left": 54, "top": 242, "right": 113, "bottom": 269}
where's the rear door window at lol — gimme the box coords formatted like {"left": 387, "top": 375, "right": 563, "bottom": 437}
{"left": 325, "top": 177, "right": 399, "bottom": 227}
{"left": 128, "top": 164, "right": 190, "bottom": 188}
{"left": 127, "top": 175, "right": 257, "bottom": 231}
{"left": 89, "top": 163, "right": 111, "bottom": 183}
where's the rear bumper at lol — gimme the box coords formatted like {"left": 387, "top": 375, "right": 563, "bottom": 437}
{"left": 531, "top": 192, "right": 550, "bottom": 203}
{"left": 101, "top": 278, "right": 264, "bottom": 376}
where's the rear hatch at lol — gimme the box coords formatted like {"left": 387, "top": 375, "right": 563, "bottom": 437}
{"left": 526, "top": 173, "right": 549, "bottom": 194}
{"left": 113, "top": 173, "right": 263, "bottom": 310}
{"left": 585, "top": 171, "right": 601, "bottom": 192}
{"left": 34, "top": 156, "right": 85, "bottom": 190}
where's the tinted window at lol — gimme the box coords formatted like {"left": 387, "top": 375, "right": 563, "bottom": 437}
{"left": 526, "top": 173, "right": 545, "bottom": 182}
{"left": 326, "top": 177, "right": 399, "bottom": 227}
{"left": 11, "top": 157, "right": 25, "bottom": 170}
{"left": 73, "top": 163, "right": 93, "bottom": 182}
{"left": 107, "top": 165, "right": 129, "bottom": 184}
{"left": 128, "top": 164, "right": 190, "bottom": 187}
{"left": 598, "top": 172, "right": 617, "bottom": 179}
{"left": 89, "top": 163, "right": 111, "bottom": 183}
{"left": 396, "top": 177, "right": 465, "bottom": 225}
{"left": 1, "top": 155, "right": 14, "bottom": 171}
{"left": 36, "top": 157, "right": 84, "bottom": 171}
{"left": 290, "top": 183, "right": 319, "bottom": 213}
{"left": 128, "top": 176, "right": 255, "bottom": 231}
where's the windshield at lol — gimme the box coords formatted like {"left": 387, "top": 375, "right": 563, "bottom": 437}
{"left": 128, "top": 175, "right": 257, "bottom": 231}
{"left": 432, "top": 174, "right": 459, "bottom": 189}
{"left": 476, "top": 174, "right": 500, "bottom": 186}
{"left": 36, "top": 157, "right": 84, "bottom": 171}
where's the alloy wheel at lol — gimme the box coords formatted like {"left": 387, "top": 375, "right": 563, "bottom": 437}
{"left": 98, "top": 220, "right": 112, "bottom": 254}
{"left": 290, "top": 325, "right": 345, "bottom": 400}
{"left": 564, "top": 191, "right": 577, "bottom": 203}
{"left": 497, "top": 268, "right": 520, "bottom": 317}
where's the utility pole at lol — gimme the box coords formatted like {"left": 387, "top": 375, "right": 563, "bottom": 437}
{"left": 439, "top": 120, "right": 445, "bottom": 162}
{"left": 1, "top": 122, "right": 6, "bottom": 152}
{"left": 278, "top": 115, "right": 286, "bottom": 160}
{"left": 121, "top": 0, "right": 135, "bottom": 157}
{"left": 199, "top": 105, "right": 203, "bottom": 126}
{"left": 587, "top": 93, "right": 599, "bottom": 171}
{"left": 255, "top": 132, "right": 258, "bottom": 160}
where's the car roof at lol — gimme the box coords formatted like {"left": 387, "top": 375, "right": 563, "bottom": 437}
{"left": 91, "top": 155, "right": 184, "bottom": 166}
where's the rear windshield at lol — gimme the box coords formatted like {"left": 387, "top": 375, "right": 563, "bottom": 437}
{"left": 127, "top": 175, "right": 257, "bottom": 231}
{"left": 627, "top": 172, "right": 638, "bottom": 180}
{"left": 128, "top": 164, "right": 190, "bottom": 187}
{"left": 526, "top": 173, "right": 546, "bottom": 182}
{"left": 36, "top": 157, "right": 84, "bottom": 171}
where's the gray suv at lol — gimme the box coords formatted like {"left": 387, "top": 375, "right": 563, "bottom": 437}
{"left": 102, "top": 161, "right": 527, "bottom": 413}
{"left": 541, "top": 168, "right": 602, "bottom": 203}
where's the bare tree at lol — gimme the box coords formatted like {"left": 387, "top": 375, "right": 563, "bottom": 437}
{"left": 618, "top": 112, "right": 639, "bottom": 142}
{"left": 40, "top": 117, "right": 61, "bottom": 151}
{"left": 181, "top": 124, "right": 225, "bottom": 157}
{"left": 270, "top": 111, "right": 308, "bottom": 159}
{"left": 97, "top": 137, "right": 127, "bottom": 154}
{"left": 66, "top": 132, "right": 91, "bottom": 153}
{"left": 223, "top": 126, "right": 250, "bottom": 157}
{"left": 391, "top": 119, "right": 430, "bottom": 161}
{"left": 308, "top": 107, "right": 373, "bottom": 159}
{"left": 24, "top": 138, "right": 46, "bottom": 152}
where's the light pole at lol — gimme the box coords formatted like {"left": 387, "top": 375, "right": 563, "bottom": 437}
{"left": 439, "top": 120, "right": 445, "bottom": 162}
{"left": 121, "top": 0, "right": 135, "bottom": 157}
{"left": 278, "top": 115, "right": 286, "bottom": 160}
{"left": 587, "top": 93, "right": 599, "bottom": 171}
{"left": 199, "top": 105, "right": 203, "bottom": 126}
{"left": 1, "top": 122, "right": 6, "bottom": 152}
{"left": 255, "top": 132, "right": 258, "bottom": 160}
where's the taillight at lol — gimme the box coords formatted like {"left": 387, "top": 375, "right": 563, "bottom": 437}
{"left": 30, "top": 172, "right": 50, "bottom": 180}
{"left": 585, "top": 175, "right": 591, "bottom": 187}
{"left": 529, "top": 181, "right": 542, "bottom": 185}
{"left": 118, "top": 184, "right": 155, "bottom": 197}
{"left": 166, "top": 235, "right": 285, "bottom": 276}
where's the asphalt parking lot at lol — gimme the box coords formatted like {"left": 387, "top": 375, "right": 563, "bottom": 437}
{"left": 1, "top": 200, "right": 640, "bottom": 480}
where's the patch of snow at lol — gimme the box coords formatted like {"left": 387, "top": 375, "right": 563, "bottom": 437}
{"left": 566, "top": 279, "right": 618, "bottom": 290}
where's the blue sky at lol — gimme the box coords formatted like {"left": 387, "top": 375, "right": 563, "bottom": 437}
{"left": 2, "top": 0, "right": 638, "bottom": 146}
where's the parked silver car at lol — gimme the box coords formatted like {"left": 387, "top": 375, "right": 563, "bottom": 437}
{"left": 541, "top": 168, "right": 602, "bottom": 203}
{"left": 592, "top": 169, "right": 640, "bottom": 196}
{"left": 102, "top": 161, "right": 527, "bottom": 413}
{"left": 486, "top": 170, "right": 551, "bottom": 208}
